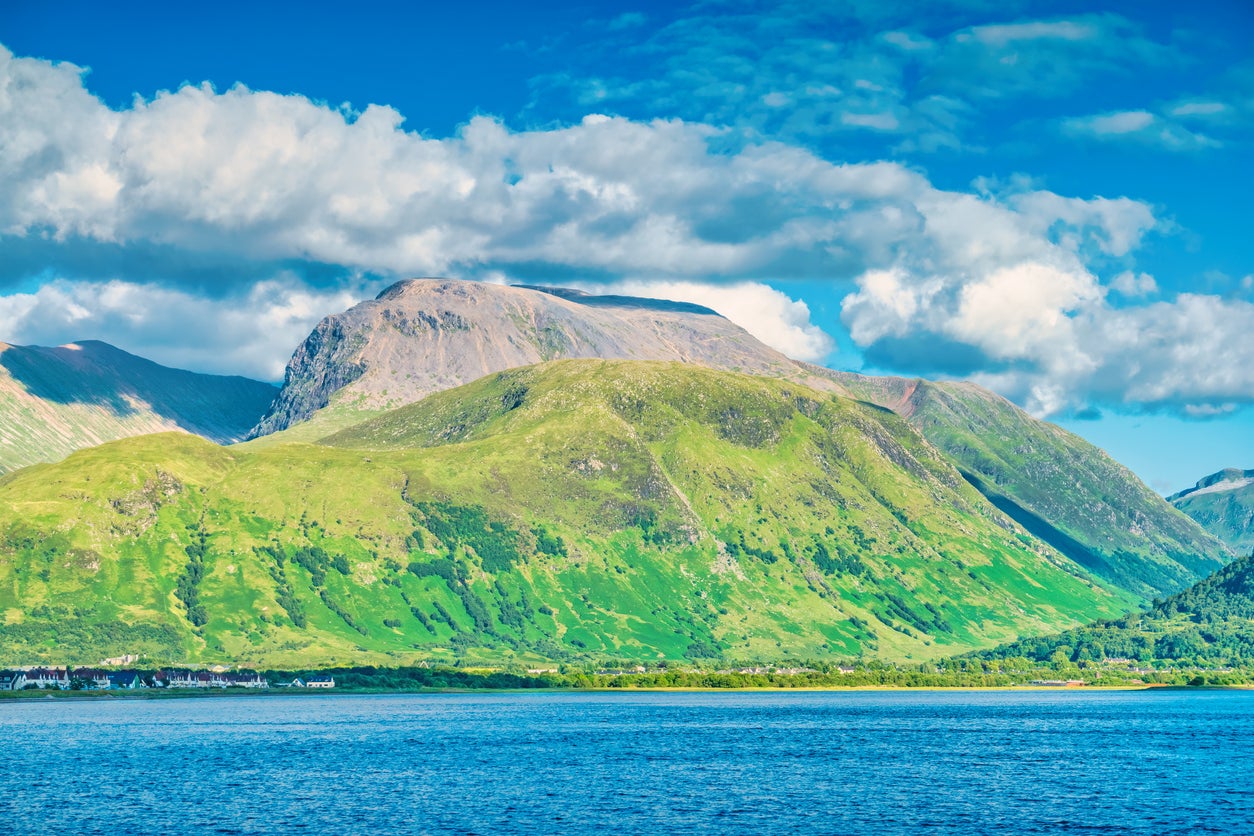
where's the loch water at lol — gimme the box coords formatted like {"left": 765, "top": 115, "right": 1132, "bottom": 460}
{"left": 2, "top": 689, "right": 1251, "bottom": 834}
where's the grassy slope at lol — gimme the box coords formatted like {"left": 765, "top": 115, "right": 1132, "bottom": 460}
{"left": 0, "top": 340, "right": 277, "bottom": 474}
{"left": 0, "top": 361, "right": 1134, "bottom": 667}
{"left": 827, "top": 373, "right": 1230, "bottom": 597}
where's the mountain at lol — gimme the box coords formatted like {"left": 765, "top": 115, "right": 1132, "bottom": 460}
{"left": 249, "top": 278, "right": 1227, "bottom": 599}
{"left": 1169, "top": 469, "right": 1254, "bottom": 556}
{"left": 978, "top": 552, "right": 1254, "bottom": 667}
{"left": 824, "top": 374, "right": 1230, "bottom": 597}
{"left": 247, "top": 278, "right": 835, "bottom": 438}
{"left": 0, "top": 340, "right": 278, "bottom": 474}
{"left": 0, "top": 360, "right": 1135, "bottom": 667}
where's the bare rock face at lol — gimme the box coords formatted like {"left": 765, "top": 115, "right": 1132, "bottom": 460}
{"left": 248, "top": 278, "right": 831, "bottom": 437}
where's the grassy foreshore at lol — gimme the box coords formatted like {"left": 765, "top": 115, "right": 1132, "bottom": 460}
{"left": 3, "top": 662, "right": 1252, "bottom": 699}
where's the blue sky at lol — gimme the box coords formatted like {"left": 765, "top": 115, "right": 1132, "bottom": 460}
{"left": 1, "top": 0, "right": 1252, "bottom": 491}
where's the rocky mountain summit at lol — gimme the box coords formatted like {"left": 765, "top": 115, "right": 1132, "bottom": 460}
{"left": 247, "top": 279, "right": 826, "bottom": 437}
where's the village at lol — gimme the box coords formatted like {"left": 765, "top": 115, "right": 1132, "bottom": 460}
{"left": 0, "top": 666, "right": 335, "bottom": 691}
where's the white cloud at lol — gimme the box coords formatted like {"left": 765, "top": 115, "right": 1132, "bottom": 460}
{"left": 582, "top": 279, "right": 836, "bottom": 363}
{"left": 2, "top": 43, "right": 1250, "bottom": 416}
{"left": 1170, "top": 100, "right": 1230, "bottom": 119}
{"left": 1006, "top": 191, "right": 1157, "bottom": 256}
{"left": 965, "top": 20, "right": 1098, "bottom": 47}
{"left": 1069, "top": 110, "right": 1155, "bottom": 135}
{"left": 1110, "top": 270, "right": 1158, "bottom": 297}
{"left": 527, "top": 8, "right": 1182, "bottom": 157}
{"left": 841, "top": 248, "right": 1254, "bottom": 416}
{"left": 0, "top": 277, "right": 371, "bottom": 380}
{"left": 1061, "top": 109, "right": 1221, "bottom": 150}
{"left": 841, "top": 111, "right": 900, "bottom": 130}
{"left": 936, "top": 14, "right": 1179, "bottom": 101}
{"left": 880, "top": 31, "right": 933, "bottom": 52}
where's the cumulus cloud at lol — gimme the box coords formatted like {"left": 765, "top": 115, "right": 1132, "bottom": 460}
{"left": 581, "top": 279, "right": 836, "bottom": 362}
{"left": 839, "top": 232, "right": 1254, "bottom": 416}
{"left": 1, "top": 42, "right": 1250, "bottom": 417}
{"left": 9, "top": 42, "right": 1141, "bottom": 292}
{"left": 0, "top": 46, "right": 921, "bottom": 284}
{"left": 972, "top": 295, "right": 1254, "bottom": 416}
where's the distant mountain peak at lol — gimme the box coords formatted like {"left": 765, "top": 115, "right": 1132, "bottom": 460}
{"left": 0, "top": 339, "right": 277, "bottom": 474}
{"left": 1168, "top": 468, "right": 1254, "bottom": 502}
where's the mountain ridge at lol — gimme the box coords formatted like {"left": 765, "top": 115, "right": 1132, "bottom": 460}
{"left": 1169, "top": 467, "right": 1254, "bottom": 556}
{"left": 0, "top": 339, "right": 277, "bottom": 475}
{"left": 0, "top": 360, "right": 1135, "bottom": 667}
{"left": 245, "top": 277, "right": 1229, "bottom": 598}
{"left": 811, "top": 371, "right": 1231, "bottom": 596}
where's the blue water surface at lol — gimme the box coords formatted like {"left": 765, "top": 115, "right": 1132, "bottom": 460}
{"left": 2, "top": 690, "right": 1251, "bottom": 834}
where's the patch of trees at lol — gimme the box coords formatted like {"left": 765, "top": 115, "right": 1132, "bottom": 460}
{"left": 978, "top": 555, "right": 1254, "bottom": 666}
{"left": 319, "top": 589, "right": 367, "bottom": 636}
{"left": 411, "top": 501, "right": 523, "bottom": 572}
{"left": 875, "top": 591, "right": 949, "bottom": 636}
{"left": 532, "top": 525, "right": 567, "bottom": 558}
{"left": 628, "top": 507, "right": 674, "bottom": 547}
{"left": 256, "top": 545, "right": 306, "bottom": 628}
{"left": 810, "top": 540, "right": 866, "bottom": 576}
{"left": 176, "top": 523, "right": 209, "bottom": 627}
{"left": 262, "top": 665, "right": 553, "bottom": 690}
{"left": 724, "top": 531, "right": 780, "bottom": 564}
{"left": 407, "top": 556, "right": 462, "bottom": 584}
{"left": 0, "top": 619, "right": 182, "bottom": 659}
{"left": 398, "top": 590, "right": 438, "bottom": 635}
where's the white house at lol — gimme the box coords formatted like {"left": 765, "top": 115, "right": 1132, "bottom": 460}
{"left": 0, "top": 671, "right": 26, "bottom": 691}
{"left": 24, "top": 668, "right": 70, "bottom": 689}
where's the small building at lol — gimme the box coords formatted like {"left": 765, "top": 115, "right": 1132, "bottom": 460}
{"left": 100, "top": 654, "right": 139, "bottom": 667}
{"left": 73, "top": 668, "right": 112, "bottom": 689}
{"left": 0, "top": 671, "right": 26, "bottom": 691}
{"left": 25, "top": 668, "right": 70, "bottom": 690}
{"left": 305, "top": 674, "right": 335, "bottom": 689}
{"left": 227, "top": 672, "right": 269, "bottom": 689}
{"left": 107, "top": 671, "right": 143, "bottom": 690}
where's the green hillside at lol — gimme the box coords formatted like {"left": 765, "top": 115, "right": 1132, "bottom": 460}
{"left": 1169, "top": 469, "right": 1254, "bottom": 556}
{"left": 0, "top": 340, "right": 277, "bottom": 474}
{"left": 978, "top": 553, "right": 1254, "bottom": 667}
{"left": 0, "top": 361, "right": 1134, "bottom": 667}
{"left": 827, "top": 373, "right": 1230, "bottom": 596}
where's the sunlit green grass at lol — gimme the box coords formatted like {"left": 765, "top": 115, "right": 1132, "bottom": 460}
{"left": 0, "top": 360, "right": 1137, "bottom": 667}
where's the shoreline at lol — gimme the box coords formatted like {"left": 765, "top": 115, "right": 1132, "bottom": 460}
{"left": 3, "top": 683, "right": 1249, "bottom": 703}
